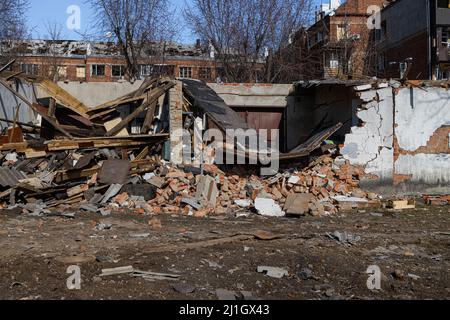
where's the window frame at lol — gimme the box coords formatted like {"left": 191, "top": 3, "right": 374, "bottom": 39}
{"left": 111, "top": 65, "right": 126, "bottom": 78}
{"left": 179, "top": 66, "right": 193, "bottom": 78}
{"left": 91, "top": 64, "right": 106, "bottom": 77}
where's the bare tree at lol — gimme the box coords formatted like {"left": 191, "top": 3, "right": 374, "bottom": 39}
{"left": 43, "top": 21, "right": 65, "bottom": 82}
{"left": 0, "top": 0, "right": 29, "bottom": 65}
{"left": 184, "top": 0, "right": 314, "bottom": 83}
{"left": 86, "top": 0, "right": 177, "bottom": 80}
{"left": 0, "top": 0, "right": 29, "bottom": 40}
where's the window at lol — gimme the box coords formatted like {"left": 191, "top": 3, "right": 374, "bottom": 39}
{"left": 76, "top": 66, "right": 86, "bottom": 78}
{"left": 337, "top": 25, "right": 347, "bottom": 41}
{"left": 21, "top": 64, "right": 38, "bottom": 75}
{"left": 316, "top": 32, "right": 323, "bottom": 43}
{"left": 57, "top": 66, "right": 67, "bottom": 78}
{"left": 438, "top": 0, "right": 450, "bottom": 9}
{"left": 112, "top": 65, "right": 125, "bottom": 77}
{"left": 199, "top": 67, "right": 212, "bottom": 81}
{"left": 91, "top": 64, "right": 105, "bottom": 77}
{"left": 179, "top": 66, "right": 193, "bottom": 78}
{"left": 442, "top": 28, "right": 450, "bottom": 47}
{"left": 141, "top": 65, "right": 154, "bottom": 77}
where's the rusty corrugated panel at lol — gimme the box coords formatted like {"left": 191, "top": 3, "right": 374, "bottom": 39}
{"left": 236, "top": 111, "right": 282, "bottom": 141}
{"left": 0, "top": 168, "right": 27, "bottom": 188}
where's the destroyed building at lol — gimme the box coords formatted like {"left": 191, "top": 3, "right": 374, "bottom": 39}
{"left": 0, "top": 40, "right": 219, "bottom": 82}
{"left": 0, "top": 55, "right": 449, "bottom": 219}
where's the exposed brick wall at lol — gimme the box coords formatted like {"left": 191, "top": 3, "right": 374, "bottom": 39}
{"left": 380, "top": 31, "right": 430, "bottom": 80}
{"left": 13, "top": 55, "right": 219, "bottom": 83}
{"left": 393, "top": 125, "right": 450, "bottom": 185}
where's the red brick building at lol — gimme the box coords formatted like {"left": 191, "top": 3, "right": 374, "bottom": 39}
{"left": 377, "top": 0, "right": 450, "bottom": 80}
{"left": 305, "top": 0, "right": 386, "bottom": 79}
{"left": 0, "top": 40, "right": 221, "bottom": 82}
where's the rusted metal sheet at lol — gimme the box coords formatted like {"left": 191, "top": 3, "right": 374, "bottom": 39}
{"left": 235, "top": 110, "right": 282, "bottom": 141}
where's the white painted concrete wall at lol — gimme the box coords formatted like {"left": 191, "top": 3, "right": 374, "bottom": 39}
{"left": 395, "top": 87, "right": 450, "bottom": 151}
{"left": 207, "top": 83, "right": 292, "bottom": 108}
{"left": 57, "top": 81, "right": 144, "bottom": 108}
{"left": 394, "top": 87, "right": 450, "bottom": 184}
{"left": 341, "top": 87, "right": 394, "bottom": 180}
{"left": 342, "top": 85, "right": 450, "bottom": 190}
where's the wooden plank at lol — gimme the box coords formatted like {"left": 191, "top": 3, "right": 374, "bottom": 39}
{"left": 0, "top": 79, "right": 74, "bottom": 139}
{"left": 36, "top": 79, "right": 90, "bottom": 116}
{"left": 48, "top": 97, "right": 56, "bottom": 118}
{"left": 0, "top": 59, "right": 15, "bottom": 73}
{"left": 140, "top": 101, "right": 157, "bottom": 134}
{"left": 104, "top": 118, "right": 129, "bottom": 137}
{"left": 105, "top": 82, "right": 175, "bottom": 137}
{"left": 132, "top": 146, "right": 149, "bottom": 162}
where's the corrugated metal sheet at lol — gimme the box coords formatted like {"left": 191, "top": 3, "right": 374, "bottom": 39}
{"left": 0, "top": 167, "right": 27, "bottom": 188}
{"left": 0, "top": 78, "right": 38, "bottom": 131}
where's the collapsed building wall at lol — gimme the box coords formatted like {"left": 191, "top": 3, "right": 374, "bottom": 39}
{"left": 341, "top": 83, "right": 450, "bottom": 195}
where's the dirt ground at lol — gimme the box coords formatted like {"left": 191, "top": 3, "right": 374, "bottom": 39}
{"left": 0, "top": 203, "right": 449, "bottom": 300}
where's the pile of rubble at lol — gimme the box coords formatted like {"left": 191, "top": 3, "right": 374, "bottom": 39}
{"left": 0, "top": 147, "right": 379, "bottom": 218}
{"left": 143, "top": 153, "right": 380, "bottom": 218}
{"left": 0, "top": 60, "right": 380, "bottom": 218}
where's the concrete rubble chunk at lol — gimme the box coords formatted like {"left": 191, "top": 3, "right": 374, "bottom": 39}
{"left": 101, "top": 184, "right": 123, "bottom": 204}
{"left": 284, "top": 194, "right": 314, "bottom": 216}
{"left": 257, "top": 266, "right": 289, "bottom": 279}
{"left": 196, "top": 175, "right": 219, "bottom": 207}
{"left": 234, "top": 199, "right": 253, "bottom": 208}
{"left": 254, "top": 198, "right": 285, "bottom": 217}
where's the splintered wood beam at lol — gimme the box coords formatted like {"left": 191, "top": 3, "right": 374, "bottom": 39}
{"left": 0, "top": 59, "right": 15, "bottom": 73}
{"left": 105, "top": 82, "right": 175, "bottom": 137}
{"left": 0, "top": 77, "right": 73, "bottom": 139}
{"left": 48, "top": 98, "right": 56, "bottom": 118}
{"left": 140, "top": 100, "right": 157, "bottom": 134}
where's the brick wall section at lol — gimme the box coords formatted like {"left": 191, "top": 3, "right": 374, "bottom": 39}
{"left": 393, "top": 125, "right": 450, "bottom": 185}
{"left": 169, "top": 81, "right": 184, "bottom": 165}
{"left": 14, "top": 55, "right": 219, "bottom": 82}
{"left": 381, "top": 32, "right": 430, "bottom": 79}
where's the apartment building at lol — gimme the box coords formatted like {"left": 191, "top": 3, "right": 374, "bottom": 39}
{"left": 304, "top": 0, "right": 386, "bottom": 79}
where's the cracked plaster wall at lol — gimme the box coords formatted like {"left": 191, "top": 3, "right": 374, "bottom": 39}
{"left": 394, "top": 87, "right": 450, "bottom": 185}
{"left": 342, "top": 85, "right": 450, "bottom": 191}
{"left": 341, "top": 87, "right": 394, "bottom": 180}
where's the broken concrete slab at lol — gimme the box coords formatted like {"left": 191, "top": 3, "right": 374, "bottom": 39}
{"left": 181, "top": 198, "right": 203, "bottom": 210}
{"left": 101, "top": 184, "right": 123, "bottom": 204}
{"left": 255, "top": 198, "right": 285, "bottom": 217}
{"left": 196, "top": 175, "right": 219, "bottom": 207}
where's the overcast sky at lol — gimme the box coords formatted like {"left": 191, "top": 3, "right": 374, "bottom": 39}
{"left": 27, "top": 0, "right": 323, "bottom": 43}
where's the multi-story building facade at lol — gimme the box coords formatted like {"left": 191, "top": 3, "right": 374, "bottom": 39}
{"left": 303, "top": 0, "right": 386, "bottom": 80}
{"left": 0, "top": 40, "right": 221, "bottom": 82}
{"left": 377, "top": 0, "right": 450, "bottom": 80}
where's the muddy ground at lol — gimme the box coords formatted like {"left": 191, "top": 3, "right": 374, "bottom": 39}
{"left": 0, "top": 204, "right": 449, "bottom": 300}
